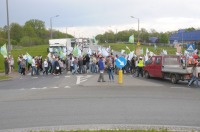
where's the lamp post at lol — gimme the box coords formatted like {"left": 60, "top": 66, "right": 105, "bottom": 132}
{"left": 50, "top": 15, "right": 59, "bottom": 39}
{"left": 6, "top": 0, "right": 11, "bottom": 53}
{"left": 131, "top": 16, "right": 140, "bottom": 44}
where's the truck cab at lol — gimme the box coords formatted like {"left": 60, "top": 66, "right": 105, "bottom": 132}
{"left": 144, "top": 56, "right": 163, "bottom": 78}
{"left": 48, "top": 38, "right": 72, "bottom": 55}
{"left": 144, "top": 55, "right": 193, "bottom": 84}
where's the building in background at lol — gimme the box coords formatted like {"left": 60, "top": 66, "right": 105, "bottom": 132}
{"left": 170, "top": 30, "right": 200, "bottom": 44}
{"left": 149, "top": 37, "right": 159, "bottom": 43}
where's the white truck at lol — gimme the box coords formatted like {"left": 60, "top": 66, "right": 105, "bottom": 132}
{"left": 48, "top": 38, "right": 72, "bottom": 54}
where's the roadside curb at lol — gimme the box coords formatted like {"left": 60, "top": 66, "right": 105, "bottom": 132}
{"left": 0, "top": 77, "right": 13, "bottom": 82}
{"left": 0, "top": 72, "right": 19, "bottom": 81}
{"left": 0, "top": 124, "right": 200, "bottom": 132}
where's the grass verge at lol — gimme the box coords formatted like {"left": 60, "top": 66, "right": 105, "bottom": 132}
{"left": 0, "top": 75, "right": 12, "bottom": 80}
{"left": 30, "top": 129, "right": 170, "bottom": 132}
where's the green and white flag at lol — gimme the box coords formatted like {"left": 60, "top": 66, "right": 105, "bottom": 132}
{"left": 0, "top": 44, "right": 8, "bottom": 58}
{"left": 154, "top": 44, "right": 157, "bottom": 50}
{"left": 26, "top": 52, "right": 33, "bottom": 64}
{"left": 126, "top": 46, "right": 131, "bottom": 53}
{"left": 59, "top": 50, "right": 66, "bottom": 60}
{"left": 93, "top": 36, "right": 97, "bottom": 44}
{"left": 73, "top": 45, "right": 79, "bottom": 57}
{"left": 129, "top": 35, "right": 134, "bottom": 43}
{"left": 140, "top": 48, "right": 144, "bottom": 55}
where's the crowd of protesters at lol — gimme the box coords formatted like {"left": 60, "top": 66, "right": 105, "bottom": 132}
{"left": 12, "top": 51, "right": 145, "bottom": 82}
{"left": 2, "top": 50, "right": 147, "bottom": 84}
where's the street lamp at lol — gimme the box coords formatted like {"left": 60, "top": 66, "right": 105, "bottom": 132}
{"left": 50, "top": 15, "right": 59, "bottom": 39}
{"left": 6, "top": 0, "right": 11, "bottom": 53}
{"left": 131, "top": 16, "right": 140, "bottom": 43}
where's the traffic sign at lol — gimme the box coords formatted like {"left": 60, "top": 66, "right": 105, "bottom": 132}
{"left": 187, "top": 44, "right": 195, "bottom": 52}
{"left": 115, "top": 56, "right": 127, "bottom": 69}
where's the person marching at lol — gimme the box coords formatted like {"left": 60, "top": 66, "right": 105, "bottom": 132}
{"left": 188, "top": 59, "right": 199, "bottom": 87}
{"left": 21, "top": 59, "right": 26, "bottom": 75}
{"left": 43, "top": 58, "right": 49, "bottom": 75}
{"left": 107, "top": 57, "right": 114, "bottom": 82}
{"left": 4, "top": 57, "right": 9, "bottom": 75}
{"left": 97, "top": 56, "right": 106, "bottom": 82}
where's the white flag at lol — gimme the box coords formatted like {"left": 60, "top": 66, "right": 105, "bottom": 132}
{"left": 121, "top": 49, "right": 125, "bottom": 55}
{"left": 102, "top": 48, "right": 109, "bottom": 57}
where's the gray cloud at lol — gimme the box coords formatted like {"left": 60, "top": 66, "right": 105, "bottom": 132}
{"left": 0, "top": 0, "right": 200, "bottom": 30}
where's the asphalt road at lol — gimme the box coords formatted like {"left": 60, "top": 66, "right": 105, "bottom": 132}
{"left": 0, "top": 71, "right": 200, "bottom": 131}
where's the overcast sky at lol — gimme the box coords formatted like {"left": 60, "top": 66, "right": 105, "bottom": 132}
{"left": 1, "top": 0, "right": 200, "bottom": 37}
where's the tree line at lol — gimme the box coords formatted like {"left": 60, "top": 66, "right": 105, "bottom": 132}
{"left": 95, "top": 27, "right": 196, "bottom": 44}
{"left": 0, "top": 19, "right": 74, "bottom": 46}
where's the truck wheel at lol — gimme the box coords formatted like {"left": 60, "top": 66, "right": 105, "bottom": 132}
{"left": 171, "top": 74, "right": 178, "bottom": 84}
{"left": 144, "top": 71, "right": 150, "bottom": 79}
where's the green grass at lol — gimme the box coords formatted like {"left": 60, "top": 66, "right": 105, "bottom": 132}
{"left": 0, "top": 45, "right": 48, "bottom": 72}
{"left": 30, "top": 129, "right": 170, "bottom": 132}
{"left": 99, "top": 43, "right": 178, "bottom": 55}
{"left": 0, "top": 75, "right": 12, "bottom": 80}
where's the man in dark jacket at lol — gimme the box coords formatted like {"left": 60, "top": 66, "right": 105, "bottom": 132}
{"left": 4, "top": 57, "right": 9, "bottom": 75}
{"left": 97, "top": 57, "right": 105, "bottom": 82}
{"left": 85, "top": 54, "right": 90, "bottom": 71}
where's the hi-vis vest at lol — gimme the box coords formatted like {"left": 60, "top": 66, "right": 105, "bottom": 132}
{"left": 138, "top": 60, "right": 144, "bottom": 67}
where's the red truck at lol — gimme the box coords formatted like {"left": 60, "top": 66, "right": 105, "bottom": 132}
{"left": 143, "top": 55, "right": 196, "bottom": 84}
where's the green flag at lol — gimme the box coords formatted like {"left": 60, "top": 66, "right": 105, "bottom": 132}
{"left": 59, "top": 50, "right": 66, "bottom": 60}
{"left": 73, "top": 45, "right": 79, "bottom": 57}
{"left": 93, "top": 36, "right": 98, "bottom": 44}
{"left": 129, "top": 35, "right": 134, "bottom": 43}
{"left": 0, "top": 44, "right": 8, "bottom": 58}
{"left": 26, "top": 52, "right": 33, "bottom": 64}
{"left": 126, "top": 46, "right": 131, "bottom": 53}
{"left": 154, "top": 44, "right": 157, "bottom": 50}
{"left": 140, "top": 48, "right": 144, "bottom": 55}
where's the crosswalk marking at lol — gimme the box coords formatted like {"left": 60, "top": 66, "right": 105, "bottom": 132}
{"left": 51, "top": 86, "right": 59, "bottom": 89}
{"left": 64, "top": 86, "right": 71, "bottom": 88}
{"left": 22, "top": 86, "right": 71, "bottom": 91}
{"left": 76, "top": 75, "right": 92, "bottom": 84}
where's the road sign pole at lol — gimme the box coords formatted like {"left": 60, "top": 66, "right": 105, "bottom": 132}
{"left": 118, "top": 70, "right": 123, "bottom": 84}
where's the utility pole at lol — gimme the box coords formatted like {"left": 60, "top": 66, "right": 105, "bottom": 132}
{"left": 6, "top": 0, "right": 11, "bottom": 53}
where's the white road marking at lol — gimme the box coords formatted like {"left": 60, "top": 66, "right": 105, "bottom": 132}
{"left": 86, "top": 75, "right": 92, "bottom": 78}
{"left": 31, "top": 87, "right": 47, "bottom": 90}
{"left": 80, "top": 79, "right": 88, "bottom": 82}
{"left": 31, "top": 87, "right": 40, "bottom": 90}
{"left": 27, "top": 73, "right": 31, "bottom": 76}
{"left": 64, "top": 86, "right": 71, "bottom": 88}
{"left": 54, "top": 76, "right": 60, "bottom": 78}
{"left": 19, "top": 86, "right": 72, "bottom": 91}
{"left": 65, "top": 76, "right": 70, "bottom": 78}
{"left": 32, "top": 77, "right": 38, "bottom": 79}
{"left": 76, "top": 75, "right": 92, "bottom": 84}
{"left": 51, "top": 86, "right": 59, "bottom": 89}
{"left": 171, "top": 87, "right": 189, "bottom": 89}
{"left": 76, "top": 76, "right": 81, "bottom": 84}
